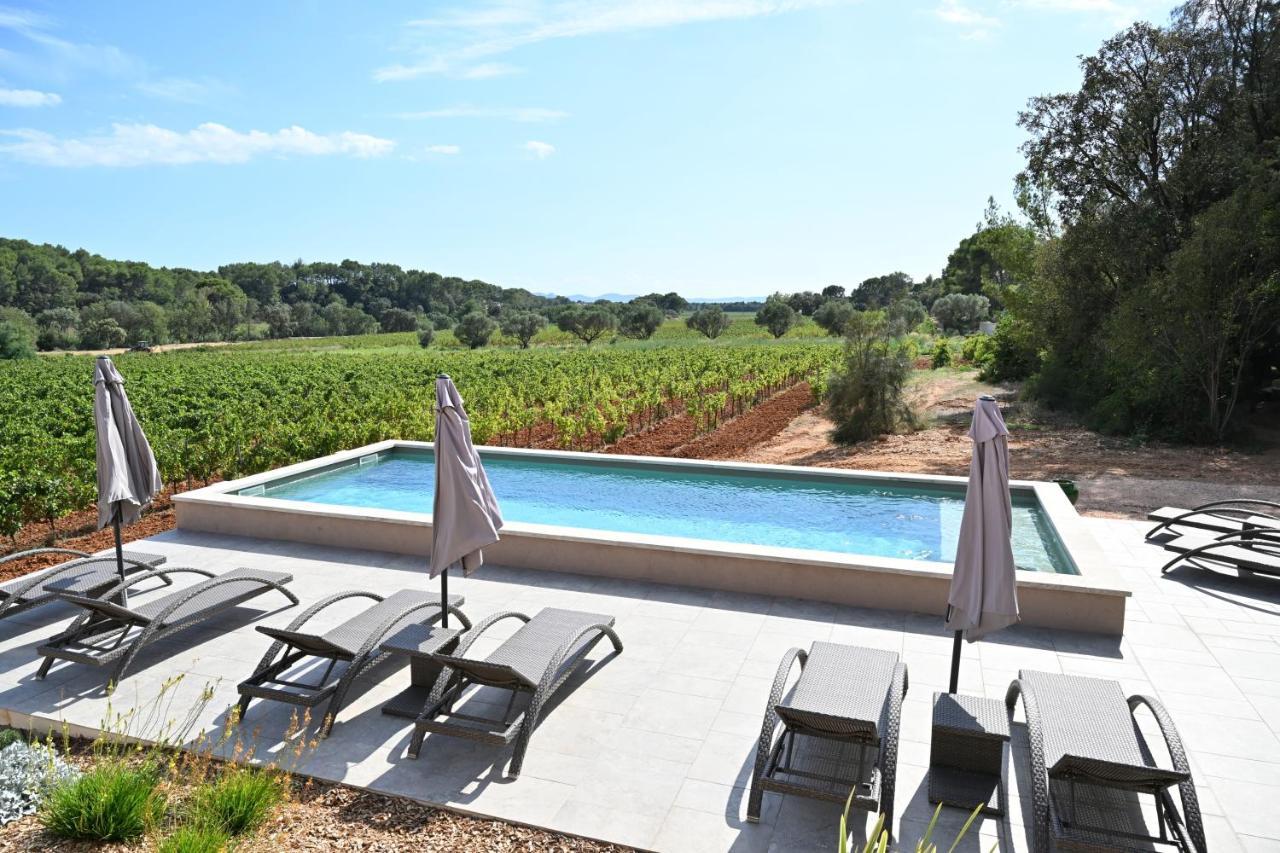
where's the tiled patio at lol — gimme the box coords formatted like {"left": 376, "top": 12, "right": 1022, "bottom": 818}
{"left": 1, "top": 516, "right": 1278, "bottom": 852}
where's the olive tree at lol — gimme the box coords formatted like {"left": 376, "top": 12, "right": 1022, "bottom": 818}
{"left": 685, "top": 305, "right": 731, "bottom": 339}
{"left": 453, "top": 311, "right": 497, "bottom": 349}
{"left": 501, "top": 311, "right": 548, "bottom": 348}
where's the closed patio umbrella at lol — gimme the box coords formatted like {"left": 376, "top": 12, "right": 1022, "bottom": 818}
{"left": 94, "top": 356, "right": 162, "bottom": 603}
{"left": 945, "top": 394, "right": 1019, "bottom": 693}
{"left": 431, "top": 374, "right": 503, "bottom": 627}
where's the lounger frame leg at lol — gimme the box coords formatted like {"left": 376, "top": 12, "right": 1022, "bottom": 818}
{"left": 748, "top": 647, "right": 806, "bottom": 823}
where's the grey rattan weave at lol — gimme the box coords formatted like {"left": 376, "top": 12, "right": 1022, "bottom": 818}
{"left": 36, "top": 567, "right": 298, "bottom": 686}
{"left": 1158, "top": 530, "right": 1280, "bottom": 578}
{"left": 1145, "top": 499, "right": 1280, "bottom": 541}
{"left": 0, "top": 548, "right": 167, "bottom": 621}
{"left": 1007, "top": 669, "right": 1206, "bottom": 853}
{"left": 237, "top": 589, "right": 470, "bottom": 736}
{"left": 747, "top": 642, "right": 907, "bottom": 835}
{"left": 928, "top": 691, "right": 1009, "bottom": 815}
{"left": 409, "top": 607, "right": 622, "bottom": 778}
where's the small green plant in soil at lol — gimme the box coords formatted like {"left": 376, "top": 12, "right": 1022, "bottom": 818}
{"left": 187, "top": 767, "right": 285, "bottom": 836}
{"left": 157, "top": 823, "right": 230, "bottom": 853}
{"left": 42, "top": 761, "right": 165, "bottom": 842}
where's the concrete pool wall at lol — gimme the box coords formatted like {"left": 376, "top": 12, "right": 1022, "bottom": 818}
{"left": 173, "top": 441, "right": 1129, "bottom": 634}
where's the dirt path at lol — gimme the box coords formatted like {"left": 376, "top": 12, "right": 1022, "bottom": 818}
{"left": 39, "top": 341, "right": 235, "bottom": 357}
{"left": 732, "top": 369, "right": 1280, "bottom": 518}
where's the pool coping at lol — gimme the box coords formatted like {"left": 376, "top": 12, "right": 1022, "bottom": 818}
{"left": 174, "top": 441, "right": 1129, "bottom": 634}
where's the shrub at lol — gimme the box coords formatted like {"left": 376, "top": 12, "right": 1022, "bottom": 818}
{"left": 813, "top": 300, "right": 855, "bottom": 336}
{"left": 42, "top": 762, "right": 164, "bottom": 842}
{"left": 416, "top": 327, "right": 434, "bottom": 348}
{"left": 755, "top": 296, "right": 797, "bottom": 338}
{"left": 79, "top": 317, "right": 129, "bottom": 350}
{"left": 0, "top": 317, "right": 36, "bottom": 359}
{"left": 617, "top": 303, "right": 663, "bottom": 340}
{"left": 0, "top": 741, "right": 80, "bottom": 825}
{"left": 453, "top": 312, "right": 497, "bottom": 349}
{"left": 931, "top": 340, "right": 951, "bottom": 368}
{"left": 158, "top": 825, "right": 229, "bottom": 853}
{"left": 187, "top": 769, "right": 284, "bottom": 836}
{"left": 826, "top": 314, "right": 920, "bottom": 443}
{"left": 378, "top": 307, "right": 418, "bottom": 333}
{"left": 556, "top": 306, "right": 617, "bottom": 345}
{"left": 685, "top": 305, "right": 731, "bottom": 339}
{"left": 982, "top": 312, "right": 1040, "bottom": 381}
{"left": 500, "top": 311, "right": 548, "bottom": 348}
{"left": 930, "top": 292, "right": 989, "bottom": 334}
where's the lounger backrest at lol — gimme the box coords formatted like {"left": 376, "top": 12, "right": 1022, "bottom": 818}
{"left": 775, "top": 642, "right": 898, "bottom": 741}
{"left": 255, "top": 625, "right": 353, "bottom": 659}
{"left": 433, "top": 654, "right": 533, "bottom": 689}
{"left": 56, "top": 593, "right": 150, "bottom": 627}
{"left": 1021, "top": 670, "right": 1183, "bottom": 790}
{"left": 437, "top": 608, "right": 616, "bottom": 691}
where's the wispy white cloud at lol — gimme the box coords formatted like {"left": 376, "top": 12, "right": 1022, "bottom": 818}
{"left": 457, "top": 62, "right": 522, "bottom": 79}
{"left": 524, "top": 139, "right": 554, "bottom": 159}
{"left": 393, "top": 106, "right": 567, "bottom": 122}
{"left": 425, "top": 143, "right": 461, "bottom": 154}
{"left": 0, "top": 6, "right": 140, "bottom": 80}
{"left": 0, "top": 122, "right": 395, "bottom": 167}
{"left": 0, "top": 86, "right": 59, "bottom": 107}
{"left": 136, "top": 76, "right": 232, "bottom": 103}
{"left": 377, "top": 0, "right": 850, "bottom": 81}
{"left": 935, "top": 0, "right": 999, "bottom": 38}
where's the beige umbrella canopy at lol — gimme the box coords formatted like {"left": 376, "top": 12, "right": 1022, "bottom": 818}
{"left": 94, "top": 356, "right": 162, "bottom": 597}
{"left": 431, "top": 374, "right": 503, "bottom": 626}
{"left": 944, "top": 394, "right": 1020, "bottom": 692}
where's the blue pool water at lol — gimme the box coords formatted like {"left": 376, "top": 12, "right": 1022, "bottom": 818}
{"left": 253, "top": 450, "right": 1074, "bottom": 574}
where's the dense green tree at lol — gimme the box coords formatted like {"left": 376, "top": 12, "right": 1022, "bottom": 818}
{"left": 379, "top": 307, "right": 418, "bottom": 333}
{"left": 500, "top": 311, "right": 548, "bottom": 348}
{"left": 813, "top": 300, "right": 856, "bottom": 336}
{"left": 635, "top": 292, "right": 688, "bottom": 314}
{"left": 0, "top": 307, "right": 36, "bottom": 359}
{"left": 685, "top": 305, "right": 732, "bottom": 339}
{"left": 821, "top": 284, "right": 846, "bottom": 299}
{"left": 417, "top": 327, "right": 434, "bottom": 348}
{"left": 930, "top": 293, "right": 989, "bottom": 334}
{"left": 556, "top": 306, "right": 617, "bottom": 344}
{"left": 454, "top": 311, "right": 497, "bottom": 349}
{"left": 851, "top": 272, "right": 912, "bottom": 310}
{"left": 35, "top": 307, "right": 78, "bottom": 351}
{"left": 784, "top": 291, "right": 824, "bottom": 316}
{"left": 755, "top": 296, "right": 797, "bottom": 338}
{"left": 887, "top": 298, "right": 928, "bottom": 334}
{"left": 79, "top": 317, "right": 127, "bottom": 350}
{"left": 262, "top": 303, "right": 294, "bottom": 339}
{"left": 167, "top": 290, "right": 213, "bottom": 341}
{"left": 618, "top": 303, "right": 663, "bottom": 339}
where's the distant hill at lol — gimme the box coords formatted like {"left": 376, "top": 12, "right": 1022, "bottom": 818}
{"left": 542, "top": 292, "right": 768, "bottom": 305}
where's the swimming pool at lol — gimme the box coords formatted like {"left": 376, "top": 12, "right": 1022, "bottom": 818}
{"left": 244, "top": 447, "right": 1073, "bottom": 574}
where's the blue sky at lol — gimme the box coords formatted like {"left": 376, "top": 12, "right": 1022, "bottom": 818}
{"left": 1, "top": 1, "right": 1171, "bottom": 299}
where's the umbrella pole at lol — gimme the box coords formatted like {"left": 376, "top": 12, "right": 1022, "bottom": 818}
{"left": 441, "top": 567, "right": 449, "bottom": 629}
{"left": 948, "top": 630, "right": 962, "bottom": 694}
{"left": 112, "top": 504, "right": 128, "bottom": 606}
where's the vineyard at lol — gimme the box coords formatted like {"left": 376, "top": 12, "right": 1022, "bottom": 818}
{"left": 0, "top": 337, "right": 839, "bottom": 541}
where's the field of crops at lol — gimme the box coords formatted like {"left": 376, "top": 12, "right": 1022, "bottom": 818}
{"left": 0, "top": 333, "right": 840, "bottom": 538}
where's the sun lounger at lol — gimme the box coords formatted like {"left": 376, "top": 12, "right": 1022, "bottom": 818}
{"left": 407, "top": 607, "right": 622, "bottom": 778}
{"left": 747, "top": 642, "right": 908, "bottom": 833}
{"left": 236, "top": 589, "right": 471, "bottom": 736}
{"left": 0, "top": 548, "right": 167, "bottom": 621}
{"left": 36, "top": 567, "right": 297, "bottom": 685}
{"left": 1146, "top": 500, "right": 1279, "bottom": 541}
{"left": 1007, "top": 670, "right": 1205, "bottom": 853}
{"left": 1158, "top": 529, "right": 1280, "bottom": 577}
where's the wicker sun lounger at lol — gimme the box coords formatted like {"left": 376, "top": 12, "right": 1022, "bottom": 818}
{"left": 237, "top": 589, "right": 471, "bottom": 736}
{"left": 1146, "top": 500, "right": 1280, "bottom": 542}
{"left": 0, "top": 548, "right": 168, "bottom": 622}
{"left": 747, "top": 642, "right": 908, "bottom": 833}
{"left": 1158, "top": 529, "right": 1280, "bottom": 577}
{"left": 36, "top": 567, "right": 297, "bottom": 685}
{"left": 1007, "top": 670, "right": 1205, "bottom": 853}
{"left": 408, "top": 607, "right": 622, "bottom": 778}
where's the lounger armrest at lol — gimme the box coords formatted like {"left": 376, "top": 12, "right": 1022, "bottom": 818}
{"left": 1129, "top": 694, "right": 1207, "bottom": 853}
{"left": 529, "top": 621, "right": 622, "bottom": 704}
{"left": 80, "top": 566, "right": 215, "bottom": 604}
{"left": 145, "top": 573, "right": 298, "bottom": 630}
{"left": 750, "top": 648, "right": 808, "bottom": 805}
{"left": 451, "top": 611, "right": 530, "bottom": 659}
{"left": 1192, "top": 498, "right": 1280, "bottom": 514}
{"left": 1160, "top": 535, "right": 1280, "bottom": 574}
{"left": 0, "top": 547, "right": 93, "bottom": 567}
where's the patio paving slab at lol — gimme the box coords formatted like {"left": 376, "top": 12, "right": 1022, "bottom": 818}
{"left": 1, "top": 516, "right": 1279, "bottom": 850}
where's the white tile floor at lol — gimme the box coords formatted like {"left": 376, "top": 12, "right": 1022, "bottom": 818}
{"left": 1, "top": 517, "right": 1278, "bottom": 852}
